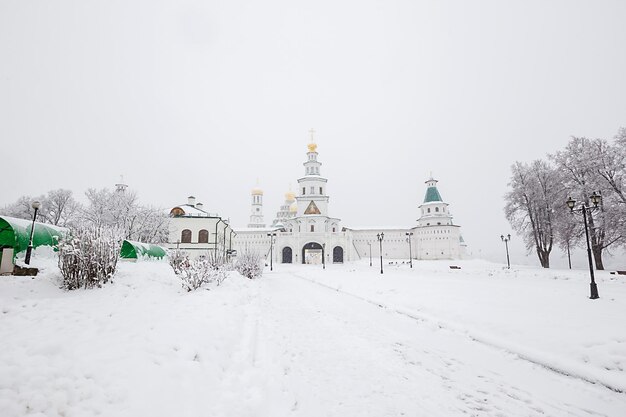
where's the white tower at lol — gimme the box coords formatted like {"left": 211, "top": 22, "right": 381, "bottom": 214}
{"left": 296, "top": 129, "right": 330, "bottom": 217}
{"left": 417, "top": 177, "right": 453, "bottom": 226}
{"left": 271, "top": 188, "right": 297, "bottom": 227}
{"left": 247, "top": 183, "right": 266, "bottom": 228}
{"left": 115, "top": 175, "right": 128, "bottom": 193}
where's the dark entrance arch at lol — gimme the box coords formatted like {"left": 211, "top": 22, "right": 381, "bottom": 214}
{"left": 333, "top": 246, "right": 344, "bottom": 263}
{"left": 282, "top": 247, "right": 292, "bottom": 263}
{"left": 302, "top": 242, "right": 323, "bottom": 264}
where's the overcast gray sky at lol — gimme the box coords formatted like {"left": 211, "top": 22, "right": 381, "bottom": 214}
{"left": 1, "top": 0, "right": 625, "bottom": 267}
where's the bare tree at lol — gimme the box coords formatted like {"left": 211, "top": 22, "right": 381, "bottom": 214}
{"left": 82, "top": 187, "right": 169, "bottom": 244}
{"left": 551, "top": 137, "right": 623, "bottom": 269}
{"left": 504, "top": 160, "right": 562, "bottom": 268}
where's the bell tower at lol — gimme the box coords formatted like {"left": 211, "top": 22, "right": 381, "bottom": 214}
{"left": 248, "top": 182, "right": 266, "bottom": 228}
{"left": 296, "top": 129, "right": 329, "bottom": 217}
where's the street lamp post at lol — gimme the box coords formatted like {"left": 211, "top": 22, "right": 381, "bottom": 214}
{"left": 500, "top": 234, "right": 511, "bottom": 269}
{"left": 267, "top": 232, "right": 277, "bottom": 271}
{"left": 567, "top": 192, "right": 602, "bottom": 299}
{"left": 368, "top": 242, "right": 372, "bottom": 267}
{"left": 405, "top": 232, "right": 413, "bottom": 268}
{"left": 377, "top": 232, "right": 384, "bottom": 274}
{"left": 24, "top": 201, "right": 41, "bottom": 265}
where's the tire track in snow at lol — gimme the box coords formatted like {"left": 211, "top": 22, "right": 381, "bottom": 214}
{"left": 289, "top": 272, "right": 625, "bottom": 395}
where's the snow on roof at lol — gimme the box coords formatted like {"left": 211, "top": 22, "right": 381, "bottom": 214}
{"left": 173, "top": 204, "right": 219, "bottom": 218}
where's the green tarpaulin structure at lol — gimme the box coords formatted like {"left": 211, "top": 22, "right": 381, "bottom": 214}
{"left": 0, "top": 215, "right": 68, "bottom": 256}
{"left": 120, "top": 240, "right": 167, "bottom": 260}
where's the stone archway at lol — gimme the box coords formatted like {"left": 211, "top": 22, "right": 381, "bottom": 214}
{"left": 333, "top": 246, "right": 344, "bottom": 263}
{"left": 302, "top": 242, "right": 323, "bottom": 264}
{"left": 282, "top": 247, "right": 292, "bottom": 264}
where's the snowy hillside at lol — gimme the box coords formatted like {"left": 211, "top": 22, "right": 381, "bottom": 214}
{"left": 1, "top": 259, "right": 625, "bottom": 416}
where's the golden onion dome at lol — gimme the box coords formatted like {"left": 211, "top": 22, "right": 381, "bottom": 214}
{"left": 251, "top": 187, "right": 263, "bottom": 196}
{"left": 289, "top": 202, "right": 298, "bottom": 213}
{"left": 285, "top": 190, "right": 296, "bottom": 201}
{"left": 307, "top": 142, "right": 318, "bottom": 152}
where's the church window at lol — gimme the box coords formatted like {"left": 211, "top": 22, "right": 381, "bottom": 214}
{"left": 198, "top": 229, "right": 209, "bottom": 243}
{"left": 436, "top": 207, "right": 439, "bottom": 212}
{"left": 256, "top": 208, "right": 260, "bottom": 212}
{"left": 310, "top": 186, "right": 315, "bottom": 194}
{"left": 303, "top": 187, "right": 306, "bottom": 195}
{"left": 310, "top": 225, "right": 315, "bottom": 232}
{"left": 437, "top": 222, "right": 441, "bottom": 225}
{"left": 427, "top": 208, "right": 431, "bottom": 213}
{"left": 332, "top": 227, "right": 336, "bottom": 232}
{"left": 320, "top": 187, "right": 323, "bottom": 194}
{"left": 181, "top": 229, "right": 192, "bottom": 243}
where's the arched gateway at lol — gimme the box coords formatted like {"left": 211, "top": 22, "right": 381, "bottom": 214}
{"left": 302, "top": 242, "right": 323, "bottom": 264}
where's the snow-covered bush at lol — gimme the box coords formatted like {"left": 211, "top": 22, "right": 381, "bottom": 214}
{"left": 235, "top": 250, "right": 263, "bottom": 279}
{"left": 57, "top": 226, "right": 122, "bottom": 290}
{"left": 170, "top": 250, "right": 229, "bottom": 291}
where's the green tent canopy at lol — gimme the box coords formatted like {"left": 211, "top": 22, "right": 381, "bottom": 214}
{"left": 0, "top": 215, "right": 68, "bottom": 256}
{"left": 120, "top": 240, "right": 167, "bottom": 260}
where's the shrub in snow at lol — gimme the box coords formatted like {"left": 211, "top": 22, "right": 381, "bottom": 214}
{"left": 170, "top": 250, "right": 229, "bottom": 291}
{"left": 58, "top": 226, "right": 122, "bottom": 290}
{"left": 235, "top": 250, "right": 263, "bottom": 279}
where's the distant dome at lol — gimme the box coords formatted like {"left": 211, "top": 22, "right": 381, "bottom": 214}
{"left": 251, "top": 187, "right": 263, "bottom": 196}
{"left": 289, "top": 202, "right": 298, "bottom": 213}
{"left": 285, "top": 190, "right": 296, "bottom": 201}
{"left": 307, "top": 142, "right": 318, "bottom": 152}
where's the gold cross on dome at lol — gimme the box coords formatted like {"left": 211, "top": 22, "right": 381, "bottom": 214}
{"left": 309, "top": 128, "right": 316, "bottom": 142}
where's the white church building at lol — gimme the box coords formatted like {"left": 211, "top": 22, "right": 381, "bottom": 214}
{"left": 233, "top": 134, "right": 466, "bottom": 264}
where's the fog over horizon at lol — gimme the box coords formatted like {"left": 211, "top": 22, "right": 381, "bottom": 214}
{"left": 2, "top": 0, "right": 625, "bottom": 268}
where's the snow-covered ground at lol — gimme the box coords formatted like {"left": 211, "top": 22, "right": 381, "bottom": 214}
{"left": 1, "top": 258, "right": 625, "bottom": 416}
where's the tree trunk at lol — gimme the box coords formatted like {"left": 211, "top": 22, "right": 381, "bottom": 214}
{"left": 592, "top": 247, "right": 604, "bottom": 270}
{"left": 536, "top": 248, "right": 550, "bottom": 268}
{"left": 566, "top": 243, "right": 572, "bottom": 269}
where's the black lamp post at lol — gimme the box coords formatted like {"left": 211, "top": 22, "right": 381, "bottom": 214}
{"left": 24, "top": 201, "right": 41, "bottom": 265}
{"left": 377, "top": 232, "right": 384, "bottom": 274}
{"left": 567, "top": 192, "right": 601, "bottom": 299}
{"left": 368, "top": 242, "right": 372, "bottom": 267}
{"left": 322, "top": 243, "right": 326, "bottom": 270}
{"left": 267, "top": 232, "right": 277, "bottom": 271}
{"left": 405, "top": 232, "right": 413, "bottom": 268}
{"left": 500, "top": 234, "right": 511, "bottom": 269}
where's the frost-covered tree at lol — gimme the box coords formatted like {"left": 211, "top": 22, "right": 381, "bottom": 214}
{"left": 1, "top": 189, "right": 81, "bottom": 227}
{"left": 57, "top": 226, "right": 122, "bottom": 290}
{"left": 82, "top": 187, "right": 169, "bottom": 244}
{"left": 39, "top": 189, "right": 81, "bottom": 227}
{"left": 235, "top": 249, "right": 263, "bottom": 279}
{"left": 504, "top": 160, "right": 563, "bottom": 268}
{"left": 0, "top": 195, "right": 40, "bottom": 220}
{"left": 169, "top": 250, "right": 229, "bottom": 291}
{"left": 551, "top": 137, "right": 623, "bottom": 269}
{"left": 552, "top": 204, "right": 581, "bottom": 269}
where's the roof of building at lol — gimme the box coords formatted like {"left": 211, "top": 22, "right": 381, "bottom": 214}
{"left": 170, "top": 204, "right": 219, "bottom": 218}
{"left": 423, "top": 186, "right": 443, "bottom": 203}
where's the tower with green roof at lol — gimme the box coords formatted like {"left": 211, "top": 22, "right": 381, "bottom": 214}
{"left": 418, "top": 178, "right": 453, "bottom": 227}
{"left": 413, "top": 177, "right": 465, "bottom": 259}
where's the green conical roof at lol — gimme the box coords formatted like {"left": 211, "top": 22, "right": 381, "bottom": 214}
{"left": 424, "top": 186, "right": 443, "bottom": 203}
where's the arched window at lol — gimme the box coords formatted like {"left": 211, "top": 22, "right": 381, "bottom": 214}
{"left": 427, "top": 208, "right": 431, "bottom": 213}
{"left": 435, "top": 207, "right": 439, "bottom": 212}
{"left": 181, "top": 229, "right": 192, "bottom": 243}
{"left": 198, "top": 229, "right": 209, "bottom": 243}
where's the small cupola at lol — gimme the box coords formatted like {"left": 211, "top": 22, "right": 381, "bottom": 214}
{"left": 187, "top": 196, "right": 196, "bottom": 206}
